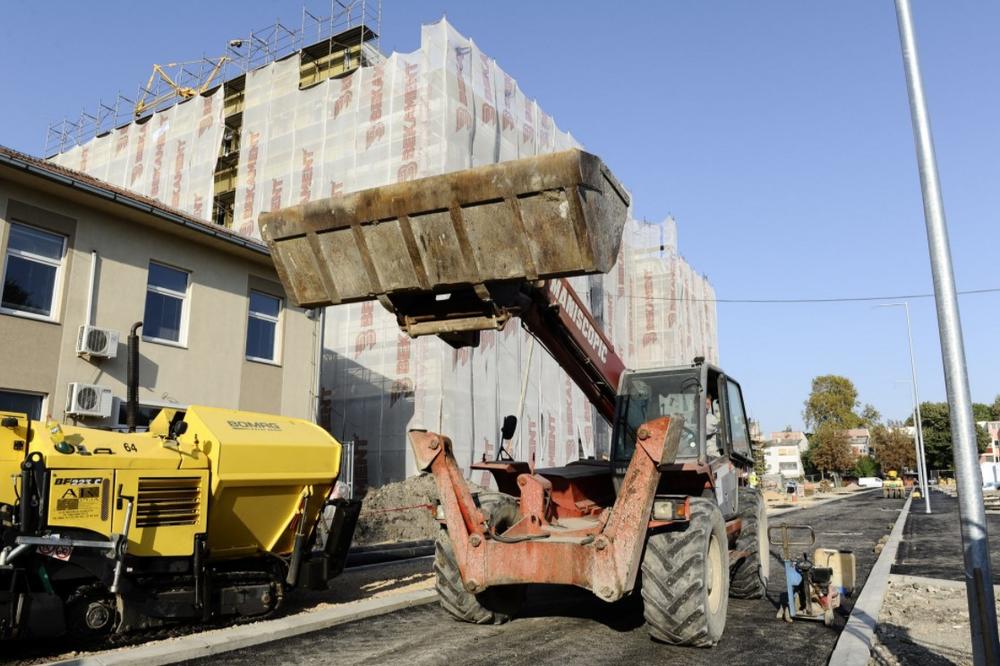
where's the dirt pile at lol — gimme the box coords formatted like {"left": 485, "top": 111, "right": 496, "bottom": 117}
{"left": 353, "top": 473, "right": 441, "bottom": 546}
{"left": 352, "top": 474, "right": 494, "bottom": 545}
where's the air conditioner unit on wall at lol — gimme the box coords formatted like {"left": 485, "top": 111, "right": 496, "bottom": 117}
{"left": 66, "top": 383, "right": 113, "bottom": 418}
{"left": 76, "top": 325, "right": 120, "bottom": 359}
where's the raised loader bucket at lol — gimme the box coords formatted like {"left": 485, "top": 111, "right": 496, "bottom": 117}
{"left": 259, "top": 149, "right": 629, "bottom": 310}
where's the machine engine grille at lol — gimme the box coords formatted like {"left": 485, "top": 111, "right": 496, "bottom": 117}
{"left": 136, "top": 477, "right": 201, "bottom": 527}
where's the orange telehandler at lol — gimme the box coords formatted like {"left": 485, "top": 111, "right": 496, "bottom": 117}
{"left": 260, "top": 149, "right": 767, "bottom": 647}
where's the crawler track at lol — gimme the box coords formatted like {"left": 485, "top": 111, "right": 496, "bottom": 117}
{"left": 4, "top": 555, "right": 434, "bottom": 666}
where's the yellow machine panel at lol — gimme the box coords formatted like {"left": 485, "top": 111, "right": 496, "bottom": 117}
{"left": 47, "top": 470, "right": 113, "bottom": 534}
{"left": 0, "top": 411, "right": 29, "bottom": 507}
{"left": 178, "top": 406, "right": 342, "bottom": 558}
{"left": 113, "top": 469, "right": 209, "bottom": 557}
{"left": 36, "top": 424, "right": 184, "bottom": 471}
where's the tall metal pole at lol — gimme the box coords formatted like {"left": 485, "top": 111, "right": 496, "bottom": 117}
{"left": 893, "top": 1, "right": 999, "bottom": 663}
{"left": 879, "top": 302, "right": 932, "bottom": 513}
{"left": 901, "top": 302, "right": 932, "bottom": 512}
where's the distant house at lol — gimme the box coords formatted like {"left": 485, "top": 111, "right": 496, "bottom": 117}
{"left": 845, "top": 428, "right": 871, "bottom": 458}
{"left": 763, "top": 430, "right": 809, "bottom": 479}
{"left": 977, "top": 421, "right": 1000, "bottom": 463}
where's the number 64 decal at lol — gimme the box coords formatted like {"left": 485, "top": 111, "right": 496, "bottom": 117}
{"left": 123, "top": 443, "right": 138, "bottom": 453}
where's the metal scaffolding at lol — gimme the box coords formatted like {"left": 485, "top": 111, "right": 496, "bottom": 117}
{"left": 44, "top": 1, "right": 382, "bottom": 157}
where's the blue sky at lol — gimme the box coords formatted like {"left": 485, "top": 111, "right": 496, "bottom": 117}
{"left": 2, "top": 2, "right": 998, "bottom": 434}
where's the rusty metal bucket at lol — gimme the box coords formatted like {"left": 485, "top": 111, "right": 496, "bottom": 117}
{"left": 259, "top": 149, "right": 630, "bottom": 309}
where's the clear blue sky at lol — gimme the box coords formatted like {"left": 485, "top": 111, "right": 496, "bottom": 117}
{"left": 2, "top": 1, "right": 998, "bottom": 435}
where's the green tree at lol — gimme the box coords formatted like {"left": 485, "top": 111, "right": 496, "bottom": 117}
{"left": 752, "top": 446, "right": 766, "bottom": 477}
{"left": 808, "top": 424, "right": 855, "bottom": 478}
{"left": 991, "top": 395, "right": 1000, "bottom": 421}
{"left": 973, "top": 403, "right": 993, "bottom": 423}
{"left": 872, "top": 425, "right": 916, "bottom": 474}
{"left": 906, "top": 402, "right": 990, "bottom": 471}
{"left": 803, "top": 375, "right": 863, "bottom": 431}
{"left": 860, "top": 404, "right": 882, "bottom": 428}
{"left": 854, "top": 455, "right": 878, "bottom": 478}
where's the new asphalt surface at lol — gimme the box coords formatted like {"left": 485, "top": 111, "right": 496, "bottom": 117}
{"left": 891, "top": 488, "right": 1000, "bottom": 583}
{"left": 189, "top": 490, "right": 902, "bottom": 666}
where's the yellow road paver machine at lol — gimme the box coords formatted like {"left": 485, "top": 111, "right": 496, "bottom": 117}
{"left": 0, "top": 329, "right": 359, "bottom": 640}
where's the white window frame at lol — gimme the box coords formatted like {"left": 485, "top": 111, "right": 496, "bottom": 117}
{"left": 142, "top": 261, "right": 191, "bottom": 348}
{"left": 0, "top": 222, "right": 67, "bottom": 323}
{"left": 0, "top": 388, "right": 48, "bottom": 421}
{"left": 245, "top": 290, "right": 283, "bottom": 365}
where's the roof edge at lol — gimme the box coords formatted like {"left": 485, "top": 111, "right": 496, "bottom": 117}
{"left": 0, "top": 145, "right": 269, "bottom": 258}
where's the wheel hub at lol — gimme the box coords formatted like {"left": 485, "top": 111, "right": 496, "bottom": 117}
{"left": 84, "top": 601, "right": 112, "bottom": 631}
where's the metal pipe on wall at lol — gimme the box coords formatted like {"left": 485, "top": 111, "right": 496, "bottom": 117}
{"left": 893, "top": 1, "right": 1000, "bottom": 662}
{"left": 126, "top": 322, "right": 142, "bottom": 433}
{"left": 84, "top": 250, "right": 98, "bottom": 327}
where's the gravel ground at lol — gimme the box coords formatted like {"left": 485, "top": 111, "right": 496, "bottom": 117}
{"left": 870, "top": 578, "right": 980, "bottom": 666}
{"left": 187, "top": 490, "right": 900, "bottom": 666}
{"left": 869, "top": 488, "right": 1000, "bottom": 665}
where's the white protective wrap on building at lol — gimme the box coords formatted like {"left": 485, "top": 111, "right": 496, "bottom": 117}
{"left": 229, "top": 20, "right": 576, "bottom": 238}
{"left": 47, "top": 18, "right": 717, "bottom": 489}
{"left": 48, "top": 91, "right": 225, "bottom": 221}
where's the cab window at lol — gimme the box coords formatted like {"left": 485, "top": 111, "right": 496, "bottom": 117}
{"left": 725, "top": 379, "right": 751, "bottom": 457}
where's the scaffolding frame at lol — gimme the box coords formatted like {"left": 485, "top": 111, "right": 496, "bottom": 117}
{"left": 44, "top": 0, "right": 381, "bottom": 157}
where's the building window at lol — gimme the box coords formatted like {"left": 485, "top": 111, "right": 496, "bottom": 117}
{"left": 779, "top": 462, "right": 799, "bottom": 472}
{"left": 246, "top": 290, "right": 282, "bottom": 363}
{"left": 0, "top": 389, "right": 45, "bottom": 420}
{"left": 143, "top": 262, "right": 189, "bottom": 344}
{"left": 1, "top": 223, "right": 66, "bottom": 320}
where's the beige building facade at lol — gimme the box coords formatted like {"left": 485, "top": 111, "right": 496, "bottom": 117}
{"left": 0, "top": 146, "right": 318, "bottom": 427}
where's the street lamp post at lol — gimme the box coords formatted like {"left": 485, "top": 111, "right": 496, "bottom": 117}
{"left": 878, "top": 302, "right": 931, "bottom": 514}
{"left": 893, "top": 377, "right": 930, "bottom": 509}
{"left": 893, "top": 1, "right": 1000, "bottom": 662}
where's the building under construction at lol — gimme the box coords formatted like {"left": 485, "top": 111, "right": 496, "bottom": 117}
{"left": 45, "top": 6, "right": 719, "bottom": 491}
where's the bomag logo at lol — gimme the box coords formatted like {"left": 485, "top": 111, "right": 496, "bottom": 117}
{"left": 227, "top": 420, "right": 281, "bottom": 432}
{"left": 54, "top": 478, "right": 103, "bottom": 486}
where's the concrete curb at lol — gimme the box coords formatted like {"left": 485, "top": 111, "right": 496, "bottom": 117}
{"left": 50, "top": 588, "right": 438, "bottom": 666}
{"left": 768, "top": 488, "right": 878, "bottom": 518}
{"left": 827, "top": 492, "right": 912, "bottom": 665}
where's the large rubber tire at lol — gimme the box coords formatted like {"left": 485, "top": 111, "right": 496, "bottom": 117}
{"left": 729, "top": 487, "right": 769, "bottom": 599}
{"left": 641, "top": 498, "right": 730, "bottom": 647}
{"left": 434, "top": 492, "right": 524, "bottom": 625}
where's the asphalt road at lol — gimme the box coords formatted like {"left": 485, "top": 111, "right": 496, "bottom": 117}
{"left": 892, "top": 488, "right": 1000, "bottom": 583}
{"left": 189, "top": 490, "right": 902, "bottom": 666}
